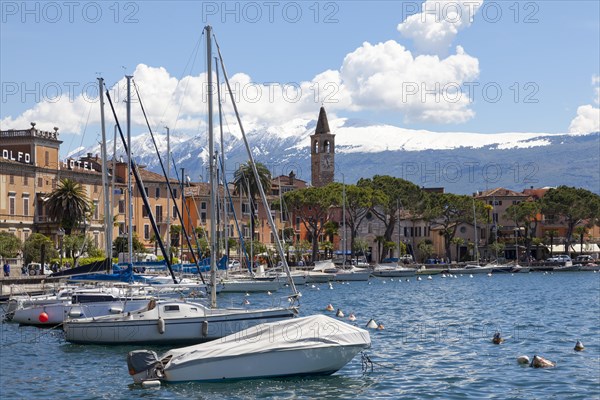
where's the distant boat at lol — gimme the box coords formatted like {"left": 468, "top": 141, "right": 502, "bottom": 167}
{"left": 127, "top": 314, "right": 370, "bottom": 383}
{"left": 371, "top": 263, "right": 416, "bottom": 278}
{"left": 448, "top": 264, "right": 493, "bottom": 274}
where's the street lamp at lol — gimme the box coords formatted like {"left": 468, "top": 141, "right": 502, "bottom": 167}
{"left": 57, "top": 227, "right": 65, "bottom": 270}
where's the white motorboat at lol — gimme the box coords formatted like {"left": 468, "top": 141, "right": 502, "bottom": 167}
{"left": 334, "top": 266, "right": 371, "bottom": 281}
{"left": 64, "top": 298, "right": 298, "bottom": 345}
{"left": 127, "top": 314, "right": 370, "bottom": 383}
{"left": 447, "top": 264, "right": 494, "bottom": 274}
{"left": 371, "top": 264, "right": 416, "bottom": 278}
{"left": 217, "top": 278, "right": 281, "bottom": 293}
{"left": 11, "top": 286, "right": 158, "bottom": 326}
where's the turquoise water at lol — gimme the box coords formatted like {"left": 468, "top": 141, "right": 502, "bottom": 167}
{"left": 1, "top": 272, "right": 599, "bottom": 399}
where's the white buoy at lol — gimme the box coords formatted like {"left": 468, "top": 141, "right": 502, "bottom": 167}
{"left": 453, "top": 275, "right": 457, "bottom": 279}
{"left": 366, "top": 319, "right": 378, "bottom": 329}
{"left": 405, "top": 279, "right": 410, "bottom": 282}
{"left": 441, "top": 274, "right": 446, "bottom": 278}
{"left": 469, "top": 274, "right": 473, "bottom": 278}
{"left": 328, "top": 282, "right": 333, "bottom": 290}
{"left": 348, "top": 313, "right": 356, "bottom": 322}
{"left": 245, "top": 292, "right": 250, "bottom": 297}
{"left": 243, "top": 299, "right": 250, "bottom": 305}
{"left": 391, "top": 278, "right": 394, "bottom": 282}
{"left": 336, "top": 309, "right": 344, "bottom": 318}
{"left": 141, "top": 380, "right": 161, "bottom": 388}
{"left": 326, "top": 304, "right": 334, "bottom": 311}
{"left": 267, "top": 291, "right": 272, "bottom": 296}
{"left": 574, "top": 341, "right": 585, "bottom": 351}
{"left": 427, "top": 275, "right": 432, "bottom": 280}
{"left": 487, "top": 272, "right": 492, "bottom": 277}
{"left": 517, "top": 355, "right": 530, "bottom": 365}
{"left": 417, "top": 276, "right": 422, "bottom": 281}
{"left": 383, "top": 280, "right": 386, "bottom": 284}
{"left": 311, "top": 284, "right": 316, "bottom": 288}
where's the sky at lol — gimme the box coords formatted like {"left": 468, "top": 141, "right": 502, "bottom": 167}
{"left": 1, "top": 0, "right": 599, "bottom": 157}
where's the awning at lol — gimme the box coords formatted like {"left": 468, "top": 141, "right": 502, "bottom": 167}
{"left": 548, "top": 243, "right": 600, "bottom": 253}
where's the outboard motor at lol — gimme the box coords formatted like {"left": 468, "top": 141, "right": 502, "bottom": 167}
{"left": 127, "top": 350, "right": 160, "bottom": 383}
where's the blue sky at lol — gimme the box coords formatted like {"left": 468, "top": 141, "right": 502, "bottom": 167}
{"left": 1, "top": 1, "right": 599, "bottom": 156}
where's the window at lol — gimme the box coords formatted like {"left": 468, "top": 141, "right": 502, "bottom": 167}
{"left": 9, "top": 175, "right": 14, "bottom": 185}
{"left": 118, "top": 223, "right": 125, "bottom": 235}
{"left": 242, "top": 203, "right": 250, "bottom": 215}
{"left": 201, "top": 212, "right": 207, "bottom": 223}
{"left": 144, "top": 224, "right": 150, "bottom": 240}
{"left": 201, "top": 202, "right": 207, "bottom": 210}
{"left": 23, "top": 229, "right": 30, "bottom": 241}
{"left": 156, "top": 205, "right": 163, "bottom": 223}
{"left": 144, "top": 187, "right": 149, "bottom": 196}
{"left": 142, "top": 205, "right": 148, "bottom": 218}
{"left": 164, "top": 305, "right": 180, "bottom": 312}
{"left": 93, "top": 201, "right": 99, "bottom": 220}
{"left": 295, "top": 216, "right": 301, "bottom": 230}
{"left": 93, "top": 185, "right": 98, "bottom": 193}
{"left": 9, "top": 196, "right": 16, "bottom": 215}
{"left": 155, "top": 187, "right": 160, "bottom": 198}
{"left": 512, "top": 200, "right": 521, "bottom": 205}
{"left": 118, "top": 200, "right": 125, "bottom": 214}
{"left": 23, "top": 198, "right": 29, "bottom": 216}
{"left": 172, "top": 205, "right": 177, "bottom": 217}
{"left": 416, "top": 227, "right": 422, "bottom": 237}
{"left": 94, "top": 232, "right": 99, "bottom": 247}
{"left": 23, "top": 175, "right": 28, "bottom": 185}
{"left": 45, "top": 151, "right": 49, "bottom": 166}
{"left": 367, "top": 223, "right": 372, "bottom": 234}
{"left": 492, "top": 213, "right": 499, "bottom": 223}
{"left": 38, "top": 177, "right": 43, "bottom": 187}
{"left": 173, "top": 189, "right": 177, "bottom": 199}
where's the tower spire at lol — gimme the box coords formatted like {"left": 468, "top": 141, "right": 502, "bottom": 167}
{"left": 315, "top": 106, "right": 330, "bottom": 135}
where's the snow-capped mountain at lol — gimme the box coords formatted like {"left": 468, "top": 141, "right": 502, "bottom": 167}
{"left": 70, "top": 118, "right": 600, "bottom": 194}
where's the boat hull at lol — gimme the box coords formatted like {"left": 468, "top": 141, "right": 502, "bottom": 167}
{"left": 64, "top": 307, "right": 297, "bottom": 345}
{"left": 163, "top": 345, "right": 366, "bottom": 382}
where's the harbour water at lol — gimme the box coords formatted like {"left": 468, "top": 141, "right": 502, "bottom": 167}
{"left": 1, "top": 272, "right": 599, "bottom": 399}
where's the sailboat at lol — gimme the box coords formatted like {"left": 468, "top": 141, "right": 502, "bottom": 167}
{"left": 64, "top": 26, "right": 299, "bottom": 345}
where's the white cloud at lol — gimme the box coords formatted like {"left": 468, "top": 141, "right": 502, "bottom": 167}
{"left": 340, "top": 41, "right": 479, "bottom": 123}
{"left": 593, "top": 74, "right": 599, "bottom": 105}
{"left": 569, "top": 105, "right": 600, "bottom": 134}
{"left": 398, "top": 0, "right": 483, "bottom": 56}
{"left": 568, "top": 75, "right": 600, "bottom": 134}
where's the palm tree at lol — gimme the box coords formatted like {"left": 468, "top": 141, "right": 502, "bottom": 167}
{"left": 46, "top": 178, "right": 90, "bottom": 234}
{"left": 233, "top": 161, "right": 272, "bottom": 241}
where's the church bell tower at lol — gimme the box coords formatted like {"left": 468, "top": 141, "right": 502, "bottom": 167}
{"left": 310, "top": 107, "right": 335, "bottom": 187}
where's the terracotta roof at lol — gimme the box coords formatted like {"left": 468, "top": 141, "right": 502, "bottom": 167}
{"left": 476, "top": 187, "right": 527, "bottom": 198}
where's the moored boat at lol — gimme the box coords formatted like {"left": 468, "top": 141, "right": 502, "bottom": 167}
{"left": 127, "top": 314, "right": 370, "bottom": 383}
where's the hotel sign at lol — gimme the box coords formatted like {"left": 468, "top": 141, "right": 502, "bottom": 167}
{"left": 1, "top": 149, "right": 96, "bottom": 171}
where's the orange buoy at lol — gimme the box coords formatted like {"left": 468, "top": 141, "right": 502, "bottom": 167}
{"left": 38, "top": 312, "right": 49, "bottom": 323}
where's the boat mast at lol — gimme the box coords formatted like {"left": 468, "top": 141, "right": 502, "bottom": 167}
{"left": 342, "top": 175, "right": 346, "bottom": 267}
{"left": 166, "top": 126, "right": 171, "bottom": 262}
{"left": 206, "top": 25, "right": 218, "bottom": 308}
{"left": 396, "top": 198, "right": 400, "bottom": 263}
{"left": 215, "top": 57, "right": 229, "bottom": 265}
{"left": 98, "top": 77, "right": 112, "bottom": 267}
{"left": 473, "top": 198, "right": 479, "bottom": 264}
{"left": 126, "top": 75, "right": 133, "bottom": 263}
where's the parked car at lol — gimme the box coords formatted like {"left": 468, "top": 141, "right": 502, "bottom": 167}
{"left": 575, "top": 255, "right": 594, "bottom": 263}
{"left": 228, "top": 260, "right": 241, "bottom": 269}
{"left": 26, "top": 262, "right": 53, "bottom": 276}
{"left": 546, "top": 255, "right": 572, "bottom": 263}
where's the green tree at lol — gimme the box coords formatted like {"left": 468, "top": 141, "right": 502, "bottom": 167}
{"left": 358, "top": 175, "right": 423, "bottom": 245}
{"left": 233, "top": 161, "right": 272, "bottom": 241}
{"left": 112, "top": 235, "right": 145, "bottom": 257}
{"left": 489, "top": 242, "right": 506, "bottom": 260}
{"left": 505, "top": 199, "right": 542, "bottom": 261}
{"left": 23, "top": 233, "right": 58, "bottom": 265}
{"left": 284, "top": 184, "right": 340, "bottom": 262}
{"left": 542, "top": 186, "right": 600, "bottom": 256}
{"left": 425, "top": 193, "right": 488, "bottom": 261}
{"left": 417, "top": 239, "right": 434, "bottom": 262}
{"left": 0, "top": 232, "right": 21, "bottom": 259}
{"left": 45, "top": 178, "right": 91, "bottom": 234}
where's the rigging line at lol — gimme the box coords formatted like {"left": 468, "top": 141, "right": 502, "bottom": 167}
{"left": 213, "top": 32, "right": 299, "bottom": 296}
{"left": 103, "top": 84, "right": 179, "bottom": 285}
{"left": 65, "top": 97, "right": 94, "bottom": 157}
{"left": 131, "top": 79, "right": 207, "bottom": 285}
{"left": 160, "top": 31, "right": 204, "bottom": 131}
